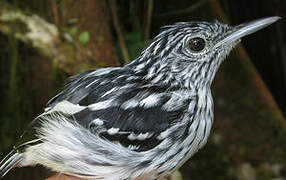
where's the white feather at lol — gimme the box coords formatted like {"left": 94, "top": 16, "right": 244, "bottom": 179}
{"left": 139, "top": 94, "right": 161, "bottom": 108}
{"left": 92, "top": 118, "right": 104, "bottom": 126}
{"left": 88, "top": 99, "right": 115, "bottom": 111}
{"left": 121, "top": 99, "right": 139, "bottom": 110}
{"left": 44, "top": 100, "right": 86, "bottom": 114}
{"left": 107, "top": 128, "right": 120, "bottom": 135}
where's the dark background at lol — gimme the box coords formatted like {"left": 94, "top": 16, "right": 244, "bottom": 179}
{"left": 0, "top": 0, "right": 286, "bottom": 179}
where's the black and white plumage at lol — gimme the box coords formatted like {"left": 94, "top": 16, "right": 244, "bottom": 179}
{"left": 0, "top": 17, "right": 280, "bottom": 180}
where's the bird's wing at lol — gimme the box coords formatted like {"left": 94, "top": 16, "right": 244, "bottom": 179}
{"left": 20, "top": 67, "right": 196, "bottom": 152}
{"left": 71, "top": 85, "right": 195, "bottom": 152}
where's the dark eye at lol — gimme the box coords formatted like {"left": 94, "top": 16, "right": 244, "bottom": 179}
{"left": 188, "top": 37, "right": 206, "bottom": 52}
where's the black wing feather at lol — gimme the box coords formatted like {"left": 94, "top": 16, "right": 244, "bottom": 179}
{"left": 45, "top": 67, "right": 192, "bottom": 152}
{"left": 73, "top": 85, "right": 191, "bottom": 152}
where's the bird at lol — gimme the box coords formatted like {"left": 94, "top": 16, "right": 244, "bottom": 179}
{"left": 0, "top": 16, "right": 280, "bottom": 180}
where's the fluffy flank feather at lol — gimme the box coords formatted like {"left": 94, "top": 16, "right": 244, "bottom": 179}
{"left": 22, "top": 112, "right": 155, "bottom": 179}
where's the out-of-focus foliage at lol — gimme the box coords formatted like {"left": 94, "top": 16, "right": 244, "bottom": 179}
{"left": 117, "top": 15, "right": 149, "bottom": 62}
{"left": 78, "top": 31, "right": 90, "bottom": 45}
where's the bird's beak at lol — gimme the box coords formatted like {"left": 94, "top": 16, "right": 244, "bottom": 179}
{"left": 214, "top": 16, "right": 281, "bottom": 48}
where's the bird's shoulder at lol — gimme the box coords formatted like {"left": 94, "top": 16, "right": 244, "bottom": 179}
{"left": 45, "top": 67, "right": 134, "bottom": 109}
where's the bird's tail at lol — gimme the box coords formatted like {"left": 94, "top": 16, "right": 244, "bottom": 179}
{"left": 0, "top": 150, "right": 23, "bottom": 178}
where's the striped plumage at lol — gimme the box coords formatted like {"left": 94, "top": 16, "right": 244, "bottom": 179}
{"left": 0, "top": 17, "right": 280, "bottom": 180}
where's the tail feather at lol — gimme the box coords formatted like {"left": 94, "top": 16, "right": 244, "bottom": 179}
{"left": 0, "top": 150, "right": 23, "bottom": 178}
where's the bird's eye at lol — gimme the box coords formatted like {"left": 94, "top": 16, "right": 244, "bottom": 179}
{"left": 188, "top": 37, "right": 206, "bottom": 52}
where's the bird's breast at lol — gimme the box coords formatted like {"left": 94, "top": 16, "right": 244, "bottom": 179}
{"left": 156, "top": 89, "right": 214, "bottom": 178}
{"left": 191, "top": 90, "right": 213, "bottom": 152}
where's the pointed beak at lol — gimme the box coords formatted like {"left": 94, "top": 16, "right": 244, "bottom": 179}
{"left": 214, "top": 16, "right": 281, "bottom": 48}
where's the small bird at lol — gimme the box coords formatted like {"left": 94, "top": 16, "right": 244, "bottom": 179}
{"left": 0, "top": 17, "right": 280, "bottom": 180}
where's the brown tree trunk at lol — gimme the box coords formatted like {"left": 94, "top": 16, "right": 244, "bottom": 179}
{"left": 60, "top": 0, "right": 119, "bottom": 67}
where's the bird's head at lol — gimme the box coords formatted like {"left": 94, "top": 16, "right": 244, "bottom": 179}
{"left": 128, "top": 17, "right": 280, "bottom": 88}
